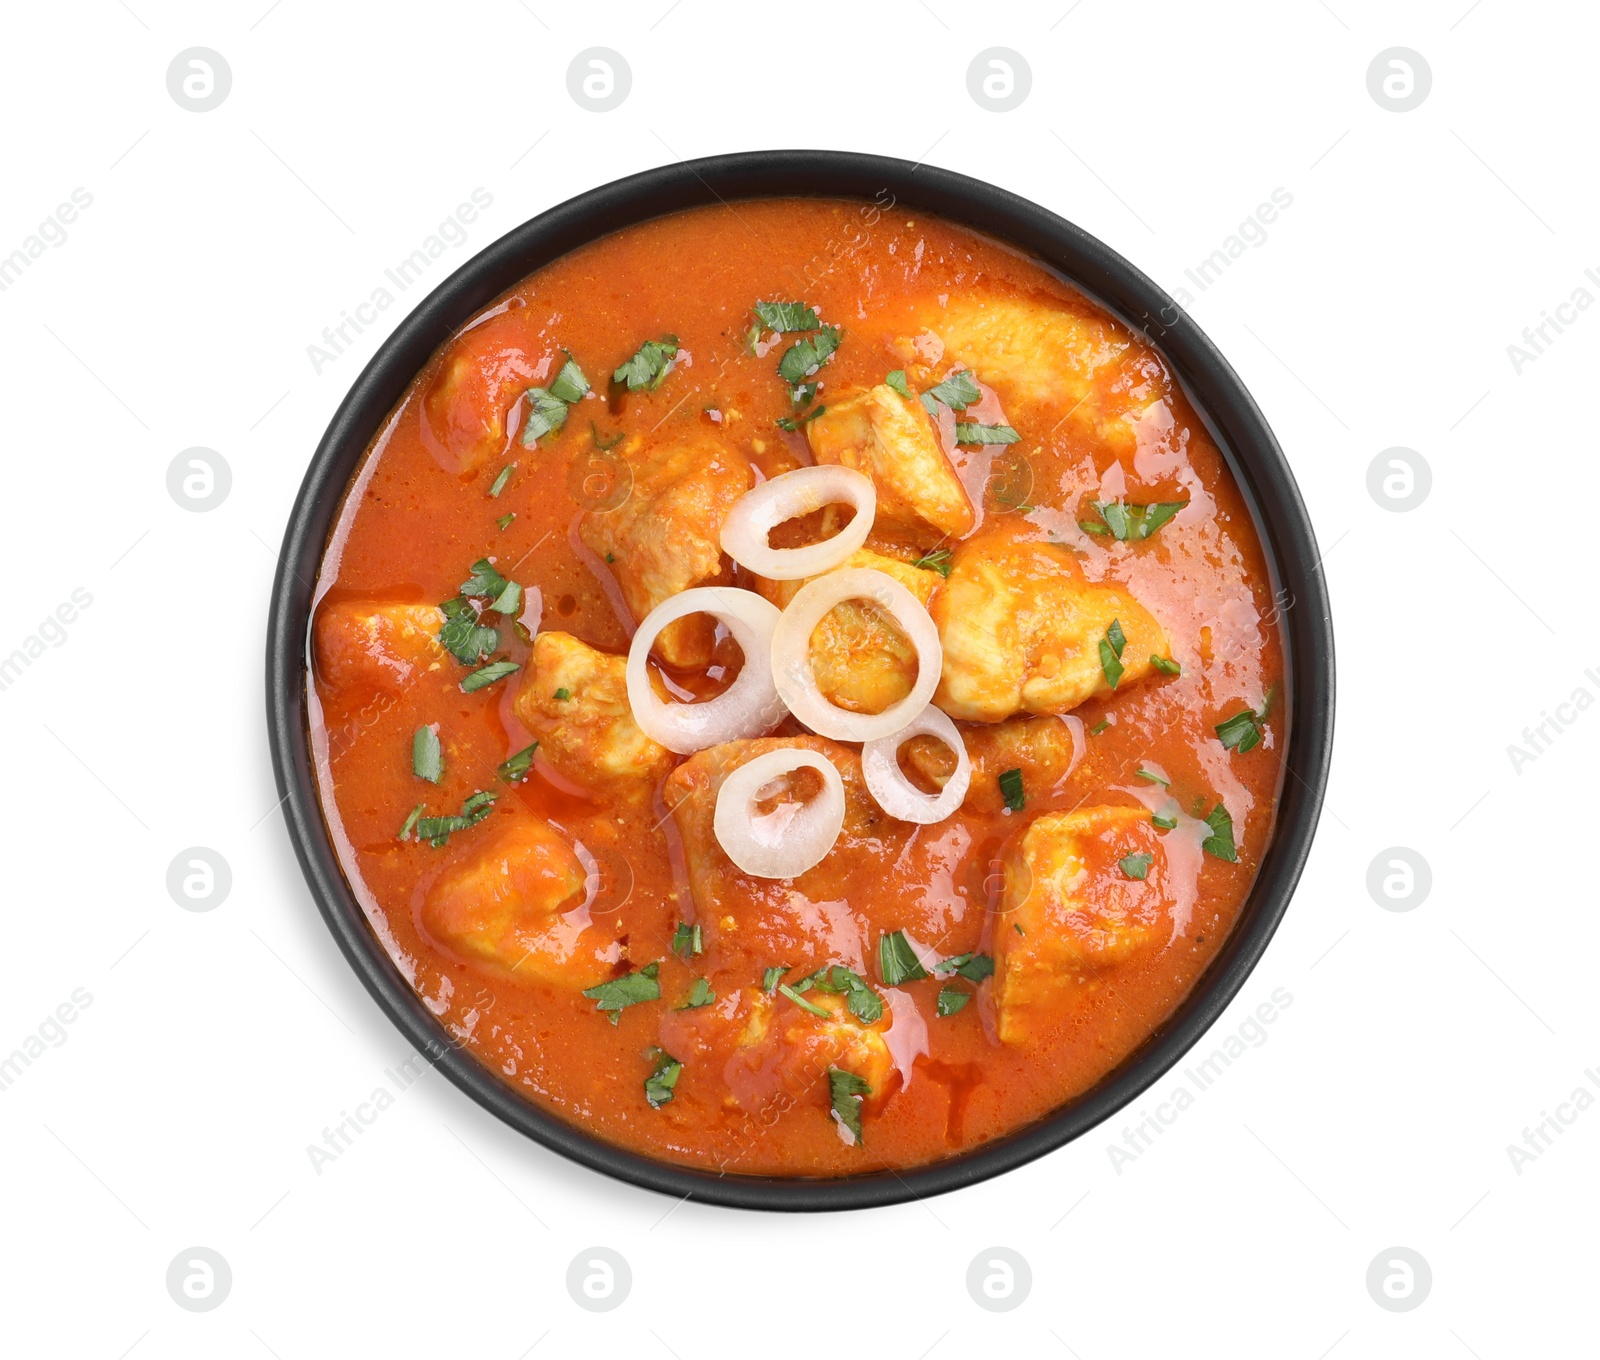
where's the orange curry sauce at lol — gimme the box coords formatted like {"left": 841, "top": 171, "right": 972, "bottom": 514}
{"left": 308, "top": 199, "right": 1286, "bottom": 1176}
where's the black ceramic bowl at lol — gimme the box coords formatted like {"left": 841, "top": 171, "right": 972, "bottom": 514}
{"left": 266, "top": 149, "right": 1334, "bottom": 1211}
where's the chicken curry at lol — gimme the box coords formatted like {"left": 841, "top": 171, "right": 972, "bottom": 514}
{"left": 308, "top": 198, "right": 1286, "bottom": 1176}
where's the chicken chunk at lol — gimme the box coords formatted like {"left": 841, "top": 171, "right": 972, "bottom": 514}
{"left": 422, "top": 310, "right": 544, "bottom": 474}
{"left": 928, "top": 291, "right": 1167, "bottom": 455}
{"left": 807, "top": 384, "right": 974, "bottom": 538}
{"left": 933, "top": 529, "right": 1168, "bottom": 722}
{"left": 659, "top": 985, "right": 894, "bottom": 1119}
{"left": 578, "top": 432, "right": 753, "bottom": 668}
{"left": 904, "top": 714, "right": 1081, "bottom": 813}
{"left": 665, "top": 737, "right": 913, "bottom": 963}
{"left": 512, "top": 632, "right": 674, "bottom": 797}
{"left": 419, "top": 816, "right": 619, "bottom": 988}
{"left": 993, "top": 806, "right": 1172, "bottom": 1043}
{"left": 314, "top": 600, "right": 448, "bottom": 693}
{"left": 756, "top": 549, "right": 940, "bottom": 716}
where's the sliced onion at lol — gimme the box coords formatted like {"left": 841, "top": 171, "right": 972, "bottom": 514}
{"left": 713, "top": 747, "right": 846, "bottom": 878}
{"left": 861, "top": 704, "right": 970, "bottom": 823}
{"left": 772, "top": 567, "right": 942, "bottom": 742}
{"left": 720, "top": 466, "right": 876, "bottom": 580}
{"left": 626, "top": 587, "right": 784, "bottom": 754}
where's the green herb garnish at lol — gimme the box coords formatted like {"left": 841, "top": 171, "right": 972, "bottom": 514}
{"left": 799, "top": 965, "right": 883, "bottom": 1024}
{"left": 998, "top": 767, "right": 1025, "bottom": 813}
{"left": 762, "top": 965, "right": 789, "bottom": 993}
{"left": 779, "top": 982, "right": 831, "bottom": 1019}
{"left": 495, "top": 512, "right": 515, "bottom": 531}
{"left": 613, "top": 335, "right": 680, "bottom": 392}
{"left": 878, "top": 930, "right": 929, "bottom": 986}
{"left": 1119, "top": 851, "right": 1154, "bottom": 880}
{"left": 675, "top": 978, "right": 716, "bottom": 1011}
{"left": 921, "top": 370, "right": 982, "bottom": 412}
{"left": 498, "top": 742, "right": 538, "bottom": 783}
{"left": 910, "top": 547, "right": 953, "bottom": 577}
{"left": 1216, "top": 709, "right": 1265, "bottom": 754}
{"left": 412, "top": 725, "right": 442, "bottom": 783}
{"left": 1083, "top": 500, "right": 1187, "bottom": 541}
{"left": 398, "top": 803, "right": 424, "bottom": 841}
{"left": 776, "top": 405, "right": 827, "bottom": 432}
{"left": 753, "top": 300, "right": 821, "bottom": 333}
{"left": 1202, "top": 803, "right": 1237, "bottom": 862}
{"left": 936, "top": 986, "right": 971, "bottom": 1017}
{"left": 583, "top": 961, "right": 661, "bottom": 1023}
{"left": 884, "top": 369, "right": 913, "bottom": 399}
{"left": 1150, "top": 654, "right": 1181, "bottom": 675}
{"left": 552, "top": 687, "right": 571, "bottom": 701}
{"left": 1089, "top": 718, "right": 1110, "bottom": 736}
{"left": 437, "top": 597, "right": 499, "bottom": 665}
{"left": 933, "top": 952, "right": 995, "bottom": 982}
{"left": 1099, "top": 619, "right": 1126, "bottom": 688}
{"left": 488, "top": 464, "right": 516, "bottom": 497}
{"left": 1135, "top": 768, "right": 1169, "bottom": 786}
{"left": 461, "top": 660, "right": 519, "bottom": 693}
{"left": 414, "top": 789, "right": 498, "bottom": 847}
{"left": 1152, "top": 803, "right": 1180, "bottom": 831}
{"left": 828, "top": 1067, "right": 872, "bottom": 1144}
{"left": 671, "top": 922, "right": 703, "bottom": 960}
{"left": 777, "top": 325, "right": 842, "bottom": 404}
{"left": 547, "top": 355, "right": 590, "bottom": 404}
{"left": 520, "top": 387, "right": 569, "bottom": 444}
{"left": 954, "top": 422, "right": 1021, "bottom": 445}
{"left": 643, "top": 1047, "right": 681, "bottom": 1107}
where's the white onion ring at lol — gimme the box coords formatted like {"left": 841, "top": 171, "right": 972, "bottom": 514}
{"left": 772, "top": 567, "right": 943, "bottom": 742}
{"left": 713, "top": 747, "right": 846, "bottom": 878}
{"left": 861, "top": 704, "right": 971, "bottom": 823}
{"left": 720, "top": 466, "right": 876, "bottom": 580}
{"left": 626, "top": 588, "right": 784, "bottom": 754}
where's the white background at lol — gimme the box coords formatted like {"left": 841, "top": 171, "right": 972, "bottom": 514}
{"left": 0, "top": 1, "right": 1594, "bottom": 1355}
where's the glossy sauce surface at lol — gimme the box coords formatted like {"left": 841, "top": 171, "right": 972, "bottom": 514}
{"left": 309, "top": 199, "right": 1287, "bottom": 1176}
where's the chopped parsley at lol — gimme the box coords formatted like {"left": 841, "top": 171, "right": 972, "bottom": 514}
{"left": 461, "top": 660, "right": 519, "bottom": 693}
{"left": 910, "top": 547, "right": 953, "bottom": 577}
{"left": 762, "top": 965, "right": 789, "bottom": 993}
{"left": 954, "top": 422, "right": 1021, "bottom": 445}
{"left": 460, "top": 557, "right": 508, "bottom": 600}
{"left": 412, "top": 725, "right": 442, "bottom": 783}
{"left": 437, "top": 597, "right": 499, "bottom": 665}
{"left": 582, "top": 961, "right": 660, "bottom": 1023}
{"left": 936, "top": 986, "right": 971, "bottom": 1017}
{"left": 487, "top": 463, "right": 516, "bottom": 497}
{"left": 1202, "top": 803, "right": 1237, "bottom": 862}
{"left": 671, "top": 922, "right": 704, "bottom": 959}
{"left": 674, "top": 977, "right": 716, "bottom": 1011}
{"left": 1152, "top": 802, "right": 1180, "bottom": 831}
{"left": 1216, "top": 708, "right": 1266, "bottom": 754}
{"left": 1081, "top": 500, "right": 1187, "bottom": 541}
{"left": 643, "top": 1047, "right": 682, "bottom": 1108}
{"left": 878, "top": 930, "right": 929, "bottom": 986}
{"left": 778, "top": 982, "right": 830, "bottom": 1019}
{"left": 1119, "top": 851, "right": 1154, "bottom": 880}
{"left": 933, "top": 952, "right": 994, "bottom": 983}
{"left": 498, "top": 742, "right": 538, "bottom": 783}
{"left": 1135, "top": 767, "right": 1169, "bottom": 786}
{"left": 613, "top": 335, "right": 680, "bottom": 392}
{"left": 1099, "top": 618, "right": 1127, "bottom": 689}
{"left": 998, "top": 767, "right": 1025, "bottom": 813}
{"left": 1150, "top": 654, "right": 1182, "bottom": 675}
{"left": 828, "top": 1066, "right": 872, "bottom": 1144}
{"left": 776, "top": 405, "right": 827, "bottom": 432}
{"left": 411, "top": 789, "right": 498, "bottom": 847}
{"left": 552, "top": 687, "right": 571, "bottom": 701}
{"left": 884, "top": 369, "right": 914, "bottom": 399}
{"left": 753, "top": 300, "right": 821, "bottom": 332}
{"left": 921, "top": 370, "right": 982, "bottom": 412}
{"left": 547, "top": 355, "right": 590, "bottom": 404}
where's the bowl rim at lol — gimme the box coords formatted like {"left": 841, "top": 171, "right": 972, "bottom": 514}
{"left": 266, "top": 148, "right": 1335, "bottom": 1212}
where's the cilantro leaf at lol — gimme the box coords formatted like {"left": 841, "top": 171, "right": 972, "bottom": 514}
{"left": 776, "top": 405, "right": 827, "bottom": 432}
{"left": 671, "top": 922, "right": 703, "bottom": 959}
{"left": 520, "top": 387, "right": 569, "bottom": 445}
{"left": 460, "top": 558, "right": 509, "bottom": 600}
{"left": 547, "top": 355, "right": 590, "bottom": 404}
{"left": 1084, "top": 500, "right": 1187, "bottom": 541}
{"left": 1202, "top": 803, "right": 1237, "bottom": 862}
{"left": 936, "top": 986, "right": 971, "bottom": 1017}
{"left": 583, "top": 961, "right": 661, "bottom": 1020}
{"left": 921, "top": 370, "right": 982, "bottom": 411}
{"left": 437, "top": 597, "right": 499, "bottom": 665}
{"left": 413, "top": 789, "right": 498, "bottom": 847}
{"left": 412, "top": 725, "right": 442, "bottom": 783}
{"left": 910, "top": 548, "right": 953, "bottom": 577}
{"left": 1135, "top": 768, "right": 1169, "bottom": 786}
{"left": 397, "top": 803, "right": 424, "bottom": 841}
{"left": 675, "top": 977, "right": 716, "bottom": 1011}
{"left": 933, "top": 952, "right": 994, "bottom": 983}
{"left": 498, "top": 742, "right": 538, "bottom": 783}
{"left": 884, "top": 369, "right": 913, "bottom": 399}
{"left": 1119, "top": 851, "right": 1154, "bottom": 880}
{"left": 1150, "top": 654, "right": 1182, "bottom": 675}
{"left": 643, "top": 1047, "right": 682, "bottom": 1108}
{"left": 878, "top": 930, "right": 929, "bottom": 986}
{"left": 954, "top": 422, "right": 1021, "bottom": 445}
{"left": 613, "top": 335, "right": 680, "bottom": 392}
{"left": 753, "top": 300, "right": 821, "bottom": 332}
{"left": 779, "top": 982, "right": 831, "bottom": 1018}
{"left": 1216, "top": 709, "right": 1265, "bottom": 754}
{"left": 762, "top": 965, "right": 788, "bottom": 993}
{"left": 828, "top": 1066, "right": 872, "bottom": 1144}
{"left": 777, "top": 325, "right": 841, "bottom": 398}
{"left": 1099, "top": 620, "right": 1126, "bottom": 689}
{"left": 1152, "top": 803, "right": 1179, "bottom": 830}
{"left": 998, "top": 767, "right": 1025, "bottom": 813}
{"left": 488, "top": 463, "right": 516, "bottom": 497}
{"left": 461, "top": 660, "right": 519, "bottom": 693}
